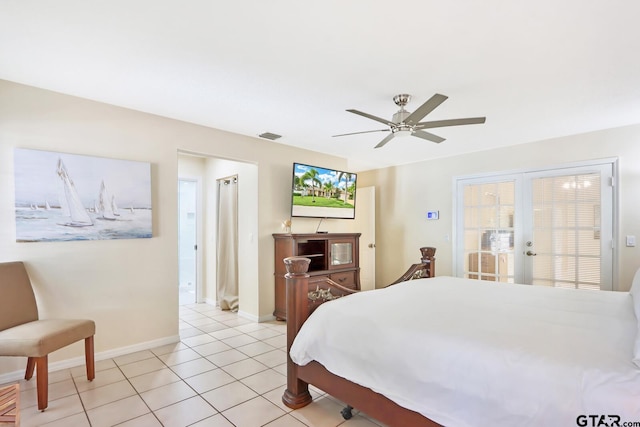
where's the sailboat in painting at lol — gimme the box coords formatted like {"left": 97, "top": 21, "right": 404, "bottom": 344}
{"left": 56, "top": 159, "right": 93, "bottom": 227}
{"left": 111, "top": 195, "right": 120, "bottom": 216}
{"left": 98, "top": 180, "right": 117, "bottom": 220}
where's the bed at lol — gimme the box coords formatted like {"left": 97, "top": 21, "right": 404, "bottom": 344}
{"left": 281, "top": 256, "right": 640, "bottom": 427}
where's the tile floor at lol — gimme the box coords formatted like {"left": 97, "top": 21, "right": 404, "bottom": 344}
{"left": 4, "top": 303, "right": 385, "bottom": 427}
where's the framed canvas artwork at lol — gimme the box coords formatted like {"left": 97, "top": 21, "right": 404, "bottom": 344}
{"left": 14, "top": 148, "right": 152, "bottom": 242}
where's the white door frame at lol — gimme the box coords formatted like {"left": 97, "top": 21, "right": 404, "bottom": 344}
{"left": 354, "top": 186, "right": 376, "bottom": 290}
{"left": 178, "top": 176, "right": 204, "bottom": 303}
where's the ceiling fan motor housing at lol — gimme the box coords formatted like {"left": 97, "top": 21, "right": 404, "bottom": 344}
{"left": 392, "top": 94, "right": 412, "bottom": 132}
{"left": 392, "top": 110, "right": 411, "bottom": 126}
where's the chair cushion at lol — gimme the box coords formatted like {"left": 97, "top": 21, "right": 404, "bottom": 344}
{"left": 0, "top": 319, "right": 95, "bottom": 357}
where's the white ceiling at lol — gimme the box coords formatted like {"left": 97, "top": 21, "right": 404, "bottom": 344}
{"left": 2, "top": 1, "right": 640, "bottom": 172}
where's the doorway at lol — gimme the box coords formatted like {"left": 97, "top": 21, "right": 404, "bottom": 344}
{"left": 178, "top": 179, "right": 198, "bottom": 305}
{"left": 177, "top": 152, "right": 259, "bottom": 316}
{"left": 455, "top": 159, "right": 616, "bottom": 290}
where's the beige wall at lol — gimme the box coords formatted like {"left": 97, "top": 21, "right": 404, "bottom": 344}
{"left": 4, "top": 77, "right": 639, "bottom": 380}
{"left": 360, "top": 124, "right": 640, "bottom": 290}
{"left": 0, "top": 80, "right": 348, "bottom": 380}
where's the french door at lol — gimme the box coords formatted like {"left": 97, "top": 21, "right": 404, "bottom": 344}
{"left": 456, "top": 160, "right": 616, "bottom": 290}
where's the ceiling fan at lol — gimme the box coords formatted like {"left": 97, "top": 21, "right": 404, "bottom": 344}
{"left": 333, "top": 94, "right": 486, "bottom": 148}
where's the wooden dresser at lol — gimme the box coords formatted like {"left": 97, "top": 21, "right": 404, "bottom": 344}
{"left": 273, "top": 233, "right": 360, "bottom": 320}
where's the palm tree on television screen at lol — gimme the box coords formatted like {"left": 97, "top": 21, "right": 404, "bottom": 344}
{"left": 301, "top": 168, "right": 321, "bottom": 202}
{"left": 338, "top": 172, "right": 353, "bottom": 204}
{"left": 293, "top": 174, "right": 303, "bottom": 193}
{"left": 323, "top": 181, "right": 334, "bottom": 198}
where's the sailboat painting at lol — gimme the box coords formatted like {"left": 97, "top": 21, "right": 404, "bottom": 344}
{"left": 14, "top": 148, "right": 152, "bottom": 242}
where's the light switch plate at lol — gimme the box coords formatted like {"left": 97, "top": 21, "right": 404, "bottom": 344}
{"left": 626, "top": 235, "right": 636, "bottom": 247}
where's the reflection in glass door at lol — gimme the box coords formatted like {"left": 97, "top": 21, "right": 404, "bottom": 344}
{"left": 456, "top": 161, "right": 614, "bottom": 290}
{"left": 461, "top": 180, "right": 517, "bottom": 283}
{"left": 178, "top": 179, "right": 197, "bottom": 305}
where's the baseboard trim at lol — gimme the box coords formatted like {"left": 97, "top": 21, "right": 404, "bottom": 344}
{"left": 236, "top": 310, "right": 276, "bottom": 323}
{"left": 0, "top": 334, "right": 180, "bottom": 385}
{"left": 95, "top": 335, "right": 181, "bottom": 362}
{"left": 258, "top": 313, "right": 277, "bottom": 322}
{"left": 237, "top": 310, "right": 258, "bottom": 322}
{"left": 197, "top": 300, "right": 274, "bottom": 322}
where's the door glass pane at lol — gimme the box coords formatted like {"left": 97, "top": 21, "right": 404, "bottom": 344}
{"left": 457, "top": 162, "right": 613, "bottom": 290}
{"left": 463, "top": 181, "right": 515, "bottom": 283}
{"left": 530, "top": 173, "right": 601, "bottom": 290}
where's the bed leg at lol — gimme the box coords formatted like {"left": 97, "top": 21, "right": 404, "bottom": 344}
{"left": 282, "top": 380, "right": 312, "bottom": 409}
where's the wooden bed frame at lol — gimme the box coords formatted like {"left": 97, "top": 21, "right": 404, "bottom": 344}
{"left": 281, "top": 248, "right": 441, "bottom": 427}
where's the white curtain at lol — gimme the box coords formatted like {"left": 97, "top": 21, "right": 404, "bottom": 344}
{"left": 216, "top": 176, "right": 239, "bottom": 311}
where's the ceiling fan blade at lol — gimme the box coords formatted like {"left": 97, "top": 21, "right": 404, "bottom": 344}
{"left": 416, "top": 117, "right": 486, "bottom": 129}
{"left": 404, "top": 94, "right": 448, "bottom": 125}
{"left": 412, "top": 130, "right": 446, "bottom": 144}
{"left": 347, "top": 109, "right": 394, "bottom": 126}
{"left": 374, "top": 133, "right": 396, "bottom": 148}
{"left": 332, "top": 129, "right": 390, "bottom": 137}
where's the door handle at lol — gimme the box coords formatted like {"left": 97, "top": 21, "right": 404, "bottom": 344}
{"left": 526, "top": 250, "right": 537, "bottom": 256}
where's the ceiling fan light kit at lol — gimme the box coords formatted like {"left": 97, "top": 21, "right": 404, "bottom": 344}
{"left": 333, "top": 93, "right": 486, "bottom": 148}
{"left": 392, "top": 129, "right": 412, "bottom": 137}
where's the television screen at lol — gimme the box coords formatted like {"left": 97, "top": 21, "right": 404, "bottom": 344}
{"left": 291, "top": 162, "right": 357, "bottom": 219}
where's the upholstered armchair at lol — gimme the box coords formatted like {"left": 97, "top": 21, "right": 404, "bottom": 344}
{"left": 0, "top": 261, "right": 95, "bottom": 411}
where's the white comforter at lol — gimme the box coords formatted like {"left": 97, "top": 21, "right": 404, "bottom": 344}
{"left": 290, "top": 276, "right": 640, "bottom": 427}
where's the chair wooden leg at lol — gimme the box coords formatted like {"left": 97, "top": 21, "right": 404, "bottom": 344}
{"left": 85, "top": 336, "right": 95, "bottom": 381}
{"left": 36, "top": 355, "right": 48, "bottom": 411}
{"left": 25, "top": 357, "right": 36, "bottom": 380}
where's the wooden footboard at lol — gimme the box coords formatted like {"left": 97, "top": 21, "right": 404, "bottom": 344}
{"left": 282, "top": 256, "right": 441, "bottom": 427}
{"left": 388, "top": 246, "right": 436, "bottom": 286}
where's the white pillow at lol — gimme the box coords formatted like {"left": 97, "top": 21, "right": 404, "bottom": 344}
{"left": 630, "top": 268, "right": 640, "bottom": 368}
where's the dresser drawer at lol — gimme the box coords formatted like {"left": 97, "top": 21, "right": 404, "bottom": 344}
{"left": 330, "top": 271, "right": 356, "bottom": 289}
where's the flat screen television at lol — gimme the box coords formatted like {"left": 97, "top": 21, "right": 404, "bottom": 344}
{"left": 291, "top": 162, "right": 357, "bottom": 219}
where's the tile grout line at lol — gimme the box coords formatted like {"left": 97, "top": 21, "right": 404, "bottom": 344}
{"left": 69, "top": 369, "right": 93, "bottom": 427}
{"left": 13, "top": 303, "right": 382, "bottom": 427}
{"left": 179, "top": 307, "right": 297, "bottom": 426}
{"left": 111, "top": 356, "right": 165, "bottom": 426}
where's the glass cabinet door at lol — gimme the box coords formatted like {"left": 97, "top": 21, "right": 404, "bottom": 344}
{"left": 329, "top": 238, "right": 356, "bottom": 269}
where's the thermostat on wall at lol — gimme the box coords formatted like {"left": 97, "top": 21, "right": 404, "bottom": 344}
{"left": 426, "top": 211, "right": 439, "bottom": 220}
